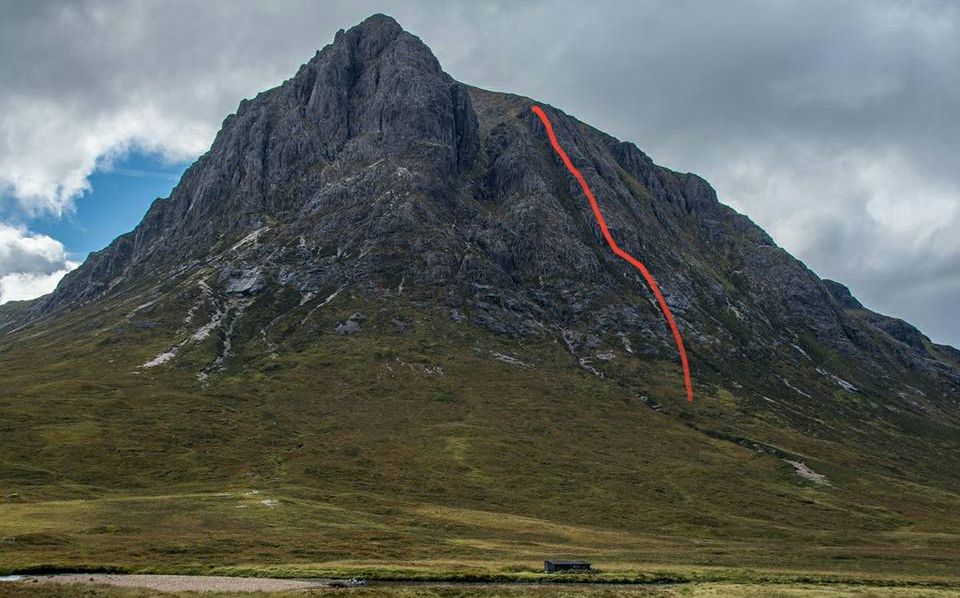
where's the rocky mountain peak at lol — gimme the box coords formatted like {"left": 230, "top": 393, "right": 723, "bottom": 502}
{"left": 330, "top": 13, "right": 405, "bottom": 54}
{"left": 12, "top": 14, "right": 959, "bottom": 415}
{"left": 33, "top": 13, "right": 478, "bottom": 312}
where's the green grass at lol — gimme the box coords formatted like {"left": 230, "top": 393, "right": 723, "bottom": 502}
{"left": 1, "top": 276, "right": 960, "bottom": 587}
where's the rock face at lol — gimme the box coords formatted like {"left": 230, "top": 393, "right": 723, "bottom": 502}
{"left": 37, "top": 14, "right": 477, "bottom": 308}
{"left": 17, "top": 14, "right": 960, "bottom": 415}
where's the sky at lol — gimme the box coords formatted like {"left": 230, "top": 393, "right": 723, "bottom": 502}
{"left": 0, "top": 1, "right": 957, "bottom": 347}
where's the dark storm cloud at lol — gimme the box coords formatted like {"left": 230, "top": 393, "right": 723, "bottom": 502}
{"left": 0, "top": 0, "right": 957, "bottom": 345}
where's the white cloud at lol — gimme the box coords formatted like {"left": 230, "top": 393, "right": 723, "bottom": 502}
{"left": 0, "top": 1, "right": 325, "bottom": 217}
{"left": 0, "top": 268, "right": 77, "bottom": 304}
{"left": 0, "top": 223, "right": 77, "bottom": 304}
{"left": 0, "top": 223, "right": 71, "bottom": 276}
{"left": 0, "top": 96, "right": 213, "bottom": 217}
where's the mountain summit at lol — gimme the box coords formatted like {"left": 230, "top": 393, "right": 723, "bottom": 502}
{"left": 2, "top": 15, "right": 960, "bottom": 577}
{"left": 23, "top": 14, "right": 957, "bottom": 409}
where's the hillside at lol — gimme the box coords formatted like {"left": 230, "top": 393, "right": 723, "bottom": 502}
{"left": 1, "top": 14, "right": 959, "bottom": 584}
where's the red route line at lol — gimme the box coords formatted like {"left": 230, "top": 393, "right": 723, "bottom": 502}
{"left": 531, "top": 105, "right": 694, "bottom": 402}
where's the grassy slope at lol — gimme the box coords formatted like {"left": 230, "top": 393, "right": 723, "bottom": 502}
{"left": 1, "top": 274, "right": 960, "bottom": 586}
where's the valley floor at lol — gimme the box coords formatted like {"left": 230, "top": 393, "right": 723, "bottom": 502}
{"left": 4, "top": 292, "right": 960, "bottom": 596}
{"left": 4, "top": 575, "right": 960, "bottom": 597}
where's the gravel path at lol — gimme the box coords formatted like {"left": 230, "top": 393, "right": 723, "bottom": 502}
{"left": 27, "top": 574, "right": 330, "bottom": 592}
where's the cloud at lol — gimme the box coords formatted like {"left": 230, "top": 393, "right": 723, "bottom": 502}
{"left": 0, "top": 223, "right": 77, "bottom": 304}
{"left": 712, "top": 145, "right": 960, "bottom": 344}
{"left": 0, "top": 0, "right": 957, "bottom": 344}
{"left": 0, "top": 223, "right": 71, "bottom": 277}
{"left": 0, "top": 269, "right": 77, "bottom": 304}
{"left": 0, "top": 1, "right": 330, "bottom": 217}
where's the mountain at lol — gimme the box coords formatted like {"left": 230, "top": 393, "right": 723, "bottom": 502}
{"left": 2, "top": 14, "right": 960, "bottom": 582}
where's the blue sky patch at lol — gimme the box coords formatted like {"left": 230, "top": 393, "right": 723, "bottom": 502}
{"left": 29, "top": 151, "right": 191, "bottom": 262}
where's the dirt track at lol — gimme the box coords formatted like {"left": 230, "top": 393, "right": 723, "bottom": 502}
{"left": 25, "top": 573, "right": 331, "bottom": 592}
